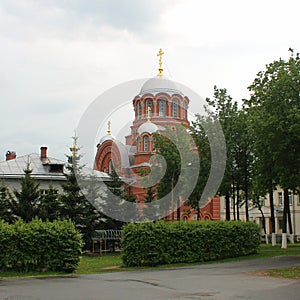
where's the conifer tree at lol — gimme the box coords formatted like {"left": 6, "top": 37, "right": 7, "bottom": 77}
{"left": 60, "top": 134, "right": 101, "bottom": 248}
{"left": 0, "top": 182, "right": 14, "bottom": 222}
{"left": 12, "top": 163, "right": 40, "bottom": 222}
{"left": 39, "top": 185, "right": 61, "bottom": 222}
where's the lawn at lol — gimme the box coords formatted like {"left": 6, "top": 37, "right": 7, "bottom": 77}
{"left": 0, "top": 243, "right": 299, "bottom": 278}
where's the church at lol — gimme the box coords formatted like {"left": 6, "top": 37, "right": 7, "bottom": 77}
{"left": 94, "top": 50, "right": 220, "bottom": 221}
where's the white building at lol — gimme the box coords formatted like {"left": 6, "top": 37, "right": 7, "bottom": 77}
{"left": 220, "top": 189, "right": 300, "bottom": 240}
{"left": 0, "top": 147, "right": 66, "bottom": 194}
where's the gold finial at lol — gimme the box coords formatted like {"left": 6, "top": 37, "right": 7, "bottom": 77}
{"left": 107, "top": 120, "right": 111, "bottom": 135}
{"left": 147, "top": 106, "right": 151, "bottom": 122}
{"left": 157, "top": 48, "right": 164, "bottom": 77}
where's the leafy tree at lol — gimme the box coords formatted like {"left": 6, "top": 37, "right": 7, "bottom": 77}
{"left": 11, "top": 164, "right": 40, "bottom": 222}
{"left": 246, "top": 48, "right": 300, "bottom": 247}
{"left": 189, "top": 114, "right": 212, "bottom": 220}
{"left": 154, "top": 124, "right": 198, "bottom": 221}
{"left": 205, "top": 86, "right": 239, "bottom": 220}
{"left": 144, "top": 186, "right": 155, "bottom": 203}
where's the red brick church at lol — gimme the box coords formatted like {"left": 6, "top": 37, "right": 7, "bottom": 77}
{"left": 94, "top": 50, "right": 220, "bottom": 221}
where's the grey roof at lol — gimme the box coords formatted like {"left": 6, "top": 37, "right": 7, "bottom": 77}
{"left": 0, "top": 153, "right": 66, "bottom": 181}
{"left": 140, "top": 75, "right": 184, "bottom": 96}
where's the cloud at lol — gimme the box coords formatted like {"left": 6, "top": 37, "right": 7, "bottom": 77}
{"left": 0, "top": 0, "right": 300, "bottom": 162}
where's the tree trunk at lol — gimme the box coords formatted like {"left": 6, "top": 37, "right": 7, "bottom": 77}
{"left": 269, "top": 187, "right": 276, "bottom": 246}
{"left": 287, "top": 198, "right": 294, "bottom": 243}
{"left": 244, "top": 156, "right": 249, "bottom": 222}
{"left": 236, "top": 188, "right": 240, "bottom": 221}
{"left": 197, "top": 204, "right": 201, "bottom": 221}
{"left": 232, "top": 182, "right": 236, "bottom": 221}
{"left": 225, "top": 192, "right": 230, "bottom": 221}
{"left": 281, "top": 188, "right": 289, "bottom": 249}
{"left": 258, "top": 204, "right": 268, "bottom": 244}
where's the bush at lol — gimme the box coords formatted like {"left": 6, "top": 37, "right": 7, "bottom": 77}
{"left": 0, "top": 218, "right": 82, "bottom": 272}
{"left": 122, "top": 221, "right": 261, "bottom": 267}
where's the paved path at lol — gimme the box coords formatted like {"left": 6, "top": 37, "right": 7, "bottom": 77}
{"left": 1, "top": 256, "right": 300, "bottom": 300}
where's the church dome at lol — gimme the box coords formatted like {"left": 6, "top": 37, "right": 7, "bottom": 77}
{"left": 137, "top": 121, "right": 165, "bottom": 135}
{"left": 140, "top": 75, "right": 183, "bottom": 96}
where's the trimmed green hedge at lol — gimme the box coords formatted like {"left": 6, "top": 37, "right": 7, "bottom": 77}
{"left": 122, "top": 221, "right": 261, "bottom": 267}
{"left": 0, "top": 218, "right": 82, "bottom": 272}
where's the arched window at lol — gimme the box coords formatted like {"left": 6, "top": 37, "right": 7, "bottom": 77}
{"left": 143, "top": 136, "right": 149, "bottom": 151}
{"left": 172, "top": 99, "right": 178, "bottom": 118}
{"left": 137, "top": 102, "right": 142, "bottom": 119}
{"left": 137, "top": 138, "right": 142, "bottom": 152}
{"left": 145, "top": 99, "right": 153, "bottom": 117}
{"left": 152, "top": 137, "right": 156, "bottom": 151}
{"left": 159, "top": 99, "right": 166, "bottom": 117}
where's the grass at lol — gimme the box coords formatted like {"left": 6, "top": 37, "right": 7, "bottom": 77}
{"left": 0, "top": 243, "right": 299, "bottom": 278}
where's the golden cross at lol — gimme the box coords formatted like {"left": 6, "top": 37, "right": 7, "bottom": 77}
{"left": 107, "top": 120, "right": 111, "bottom": 135}
{"left": 157, "top": 48, "right": 164, "bottom": 77}
{"left": 147, "top": 106, "right": 151, "bottom": 122}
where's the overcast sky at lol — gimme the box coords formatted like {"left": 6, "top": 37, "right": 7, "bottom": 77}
{"left": 1, "top": 0, "right": 299, "bottom": 162}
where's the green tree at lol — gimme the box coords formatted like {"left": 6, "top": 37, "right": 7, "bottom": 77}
{"left": 205, "top": 86, "right": 239, "bottom": 220}
{"left": 12, "top": 164, "right": 40, "bottom": 222}
{"left": 0, "top": 182, "right": 14, "bottom": 222}
{"left": 189, "top": 114, "right": 212, "bottom": 220}
{"left": 154, "top": 124, "right": 198, "bottom": 221}
{"left": 104, "top": 165, "right": 138, "bottom": 227}
{"left": 247, "top": 48, "right": 300, "bottom": 248}
{"left": 39, "top": 185, "right": 61, "bottom": 222}
{"left": 60, "top": 135, "right": 101, "bottom": 249}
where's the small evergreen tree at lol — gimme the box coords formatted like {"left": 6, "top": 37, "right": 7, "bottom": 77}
{"left": 60, "top": 135, "right": 101, "bottom": 249}
{"left": 105, "top": 166, "right": 138, "bottom": 228}
{"left": 0, "top": 182, "right": 14, "bottom": 222}
{"left": 39, "top": 185, "right": 61, "bottom": 221}
{"left": 12, "top": 163, "right": 40, "bottom": 222}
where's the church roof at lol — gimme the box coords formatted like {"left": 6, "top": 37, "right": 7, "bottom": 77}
{"left": 137, "top": 121, "right": 165, "bottom": 135}
{"left": 140, "top": 75, "right": 183, "bottom": 96}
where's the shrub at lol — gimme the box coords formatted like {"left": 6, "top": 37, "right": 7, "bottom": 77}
{"left": 122, "top": 221, "right": 260, "bottom": 267}
{"left": 0, "top": 218, "right": 82, "bottom": 272}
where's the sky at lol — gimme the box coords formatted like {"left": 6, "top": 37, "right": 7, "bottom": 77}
{"left": 1, "top": 0, "right": 299, "bottom": 163}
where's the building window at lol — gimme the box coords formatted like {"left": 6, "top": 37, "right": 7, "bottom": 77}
{"left": 288, "top": 191, "right": 293, "bottom": 205}
{"left": 152, "top": 137, "right": 156, "bottom": 151}
{"left": 137, "top": 138, "right": 142, "bottom": 152}
{"left": 143, "top": 136, "right": 149, "bottom": 151}
{"left": 40, "top": 189, "right": 58, "bottom": 195}
{"left": 137, "top": 102, "right": 142, "bottom": 119}
{"left": 146, "top": 99, "right": 153, "bottom": 117}
{"left": 297, "top": 194, "right": 300, "bottom": 206}
{"left": 40, "top": 189, "right": 49, "bottom": 195}
{"left": 278, "top": 192, "right": 283, "bottom": 205}
{"left": 159, "top": 99, "right": 166, "bottom": 117}
{"left": 278, "top": 218, "right": 283, "bottom": 230}
{"left": 172, "top": 99, "right": 178, "bottom": 118}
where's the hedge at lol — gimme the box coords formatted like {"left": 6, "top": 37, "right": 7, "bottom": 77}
{"left": 0, "top": 218, "right": 82, "bottom": 272}
{"left": 122, "top": 221, "right": 261, "bottom": 267}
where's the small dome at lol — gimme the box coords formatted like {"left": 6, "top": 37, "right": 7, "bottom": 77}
{"left": 140, "top": 76, "right": 183, "bottom": 96}
{"left": 137, "top": 122, "right": 165, "bottom": 135}
{"left": 99, "top": 134, "right": 114, "bottom": 144}
{"left": 137, "top": 122, "right": 158, "bottom": 135}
